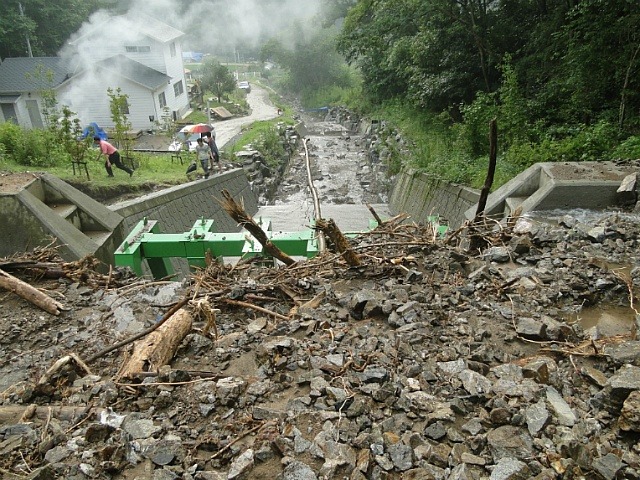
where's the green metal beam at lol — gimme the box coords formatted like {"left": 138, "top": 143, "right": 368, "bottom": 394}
{"left": 114, "top": 216, "right": 448, "bottom": 279}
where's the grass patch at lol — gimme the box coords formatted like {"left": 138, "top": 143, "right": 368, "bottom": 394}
{"left": 1, "top": 150, "right": 191, "bottom": 192}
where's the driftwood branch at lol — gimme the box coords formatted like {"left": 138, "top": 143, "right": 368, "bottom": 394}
{"left": 0, "top": 405, "right": 103, "bottom": 426}
{"left": 366, "top": 203, "right": 384, "bottom": 225}
{"left": 221, "top": 298, "right": 290, "bottom": 321}
{"left": 37, "top": 354, "right": 93, "bottom": 388}
{"left": 0, "top": 268, "right": 65, "bottom": 315}
{"left": 470, "top": 118, "right": 498, "bottom": 252}
{"left": 315, "top": 218, "right": 362, "bottom": 266}
{"left": 217, "top": 189, "right": 296, "bottom": 266}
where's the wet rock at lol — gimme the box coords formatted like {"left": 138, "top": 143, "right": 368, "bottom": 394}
{"left": 486, "top": 426, "right": 533, "bottom": 462}
{"left": 525, "top": 400, "right": 549, "bottom": 436}
{"left": 515, "top": 317, "right": 546, "bottom": 340}
{"left": 592, "top": 453, "right": 625, "bottom": 480}
{"left": 617, "top": 173, "right": 637, "bottom": 206}
{"left": 459, "top": 369, "right": 493, "bottom": 396}
{"left": 283, "top": 460, "right": 318, "bottom": 480}
{"left": 607, "top": 364, "right": 640, "bottom": 403}
{"left": 485, "top": 246, "right": 511, "bottom": 263}
{"left": 619, "top": 390, "right": 640, "bottom": 432}
{"left": 122, "top": 416, "right": 161, "bottom": 439}
{"left": 546, "top": 387, "right": 577, "bottom": 426}
{"left": 387, "top": 442, "right": 413, "bottom": 471}
{"left": 490, "top": 457, "right": 531, "bottom": 480}
{"left": 607, "top": 341, "right": 640, "bottom": 366}
{"left": 216, "top": 377, "right": 247, "bottom": 406}
{"left": 227, "top": 448, "right": 254, "bottom": 479}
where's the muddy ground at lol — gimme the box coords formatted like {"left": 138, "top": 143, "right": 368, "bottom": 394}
{"left": 2, "top": 112, "right": 640, "bottom": 480}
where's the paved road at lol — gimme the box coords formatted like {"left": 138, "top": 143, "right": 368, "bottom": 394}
{"left": 214, "top": 85, "right": 281, "bottom": 150}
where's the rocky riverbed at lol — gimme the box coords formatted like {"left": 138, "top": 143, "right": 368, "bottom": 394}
{"left": 2, "top": 206, "right": 640, "bottom": 479}
{"left": 2, "top": 113, "right": 640, "bottom": 480}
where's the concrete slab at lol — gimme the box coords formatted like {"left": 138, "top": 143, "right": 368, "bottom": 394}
{"left": 465, "top": 162, "right": 640, "bottom": 222}
{"left": 256, "top": 203, "right": 390, "bottom": 233}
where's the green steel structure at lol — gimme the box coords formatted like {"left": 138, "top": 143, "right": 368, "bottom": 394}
{"left": 114, "top": 216, "right": 322, "bottom": 279}
{"left": 114, "top": 216, "right": 448, "bottom": 279}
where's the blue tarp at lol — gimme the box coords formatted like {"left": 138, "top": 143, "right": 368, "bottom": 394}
{"left": 81, "top": 123, "right": 108, "bottom": 140}
{"left": 182, "top": 51, "right": 204, "bottom": 62}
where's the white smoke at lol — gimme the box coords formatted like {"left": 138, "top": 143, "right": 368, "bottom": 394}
{"left": 56, "top": 0, "right": 322, "bottom": 125}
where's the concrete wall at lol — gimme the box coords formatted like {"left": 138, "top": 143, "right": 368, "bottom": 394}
{"left": 112, "top": 168, "right": 258, "bottom": 237}
{"left": 390, "top": 168, "right": 480, "bottom": 228}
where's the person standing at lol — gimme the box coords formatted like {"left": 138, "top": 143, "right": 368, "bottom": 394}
{"left": 204, "top": 134, "right": 222, "bottom": 173}
{"left": 194, "top": 137, "right": 212, "bottom": 178}
{"left": 93, "top": 136, "right": 134, "bottom": 177}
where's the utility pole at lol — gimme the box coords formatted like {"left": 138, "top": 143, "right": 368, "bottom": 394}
{"left": 18, "top": 2, "right": 33, "bottom": 57}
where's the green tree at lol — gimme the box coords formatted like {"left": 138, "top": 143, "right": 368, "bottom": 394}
{"left": 107, "top": 87, "right": 132, "bottom": 156}
{"left": 200, "top": 60, "right": 237, "bottom": 103}
{"left": 0, "top": 0, "right": 109, "bottom": 59}
{"left": 262, "top": 25, "right": 354, "bottom": 105}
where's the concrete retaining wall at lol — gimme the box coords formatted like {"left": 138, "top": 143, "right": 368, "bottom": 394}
{"left": 112, "top": 168, "right": 257, "bottom": 233}
{"left": 390, "top": 168, "right": 480, "bottom": 228}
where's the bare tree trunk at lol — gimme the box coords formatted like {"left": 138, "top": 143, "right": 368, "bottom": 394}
{"left": 218, "top": 190, "right": 296, "bottom": 266}
{"left": 470, "top": 118, "right": 498, "bottom": 252}
{"left": 117, "top": 308, "right": 193, "bottom": 380}
{"left": 315, "top": 218, "right": 362, "bottom": 267}
{"left": 619, "top": 43, "right": 640, "bottom": 130}
{"left": 0, "top": 268, "right": 64, "bottom": 315}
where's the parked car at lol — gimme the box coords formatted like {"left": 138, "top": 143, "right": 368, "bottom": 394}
{"left": 238, "top": 81, "right": 251, "bottom": 93}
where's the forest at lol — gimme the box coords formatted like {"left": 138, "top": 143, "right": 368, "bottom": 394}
{"left": 2, "top": 0, "right": 640, "bottom": 187}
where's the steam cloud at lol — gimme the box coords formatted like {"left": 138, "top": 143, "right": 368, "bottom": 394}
{"left": 57, "top": 0, "right": 322, "bottom": 125}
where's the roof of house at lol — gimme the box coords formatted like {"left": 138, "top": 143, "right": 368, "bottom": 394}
{"left": 69, "top": 13, "right": 184, "bottom": 46}
{"left": 93, "top": 55, "right": 170, "bottom": 90}
{"left": 0, "top": 57, "right": 75, "bottom": 93}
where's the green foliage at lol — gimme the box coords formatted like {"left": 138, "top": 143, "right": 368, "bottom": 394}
{"left": 612, "top": 136, "right": 640, "bottom": 160}
{"left": 0, "top": 0, "right": 109, "bottom": 58}
{"left": 201, "top": 60, "right": 237, "bottom": 103}
{"left": 57, "top": 106, "right": 91, "bottom": 164}
{"left": 107, "top": 87, "right": 132, "bottom": 153}
{"left": 262, "top": 27, "right": 357, "bottom": 108}
{"left": 0, "top": 122, "right": 59, "bottom": 167}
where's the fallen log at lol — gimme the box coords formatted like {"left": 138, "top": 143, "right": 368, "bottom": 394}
{"left": 0, "top": 267, "right": 64, "bottom": 315}
{"left": 0, "top": 405, "right": 103, "bottom": 425}
{"left": 315, "top": 218, "right": 362, "bottom": 266}
{"left": 117, "top": 308, "right": 193, "bottom": 380}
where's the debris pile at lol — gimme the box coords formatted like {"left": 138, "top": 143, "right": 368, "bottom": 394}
{"left": 1, "top": 208, "right": 640, "bottom": 479}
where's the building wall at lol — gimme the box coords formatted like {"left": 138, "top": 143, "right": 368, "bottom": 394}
{"left": 164, "top": 41, "right": 189, "bottom": 118}
{"left": 60, "top": 73, "right": 159, "bottom": 131}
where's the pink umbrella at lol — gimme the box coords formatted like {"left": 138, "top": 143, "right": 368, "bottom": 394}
{"left": 180, "top": 123, "right": 213, "bottom": 134}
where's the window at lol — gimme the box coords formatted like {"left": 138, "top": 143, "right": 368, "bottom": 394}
{"left": 173, "top": 80, "right": 184, "bottom": 97}
{"left": 170, "top": 42, "right": 176, "bottom": 58}
{"left": 125, "top": 46, "right": 151, "bottom": 53}
{"left": 159, "top": 92, "right": 166, "bottom": 109}
{"left": 120, "top": 100, "right": 130, "bottom": 115}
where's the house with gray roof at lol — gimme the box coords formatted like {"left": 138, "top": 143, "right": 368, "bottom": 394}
{"left": 0, "top": 13, "right": 189, "bottom": 131}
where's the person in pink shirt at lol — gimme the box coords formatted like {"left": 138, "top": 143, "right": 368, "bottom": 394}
{"left": 93, "top": 136, "right": 134, "bottom": 177}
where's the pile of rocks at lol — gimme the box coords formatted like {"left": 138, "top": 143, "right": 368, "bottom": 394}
{"left": 2, "top": 208, "right": 640, "bottom": 479}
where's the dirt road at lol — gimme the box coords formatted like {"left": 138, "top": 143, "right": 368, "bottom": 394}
{"left": 214, "top": 84, "right": 281, "bottom": 149}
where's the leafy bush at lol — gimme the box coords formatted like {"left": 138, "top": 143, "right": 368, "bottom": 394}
{"left": 612, "top": 135, "right": 640, "bottom": 159}
{"left": 0, "top": 123, "right": 61, "bottom": 167}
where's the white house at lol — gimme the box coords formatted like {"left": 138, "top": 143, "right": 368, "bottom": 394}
{"left": 0, "top": 13, "right": 190, "bottom": 131}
